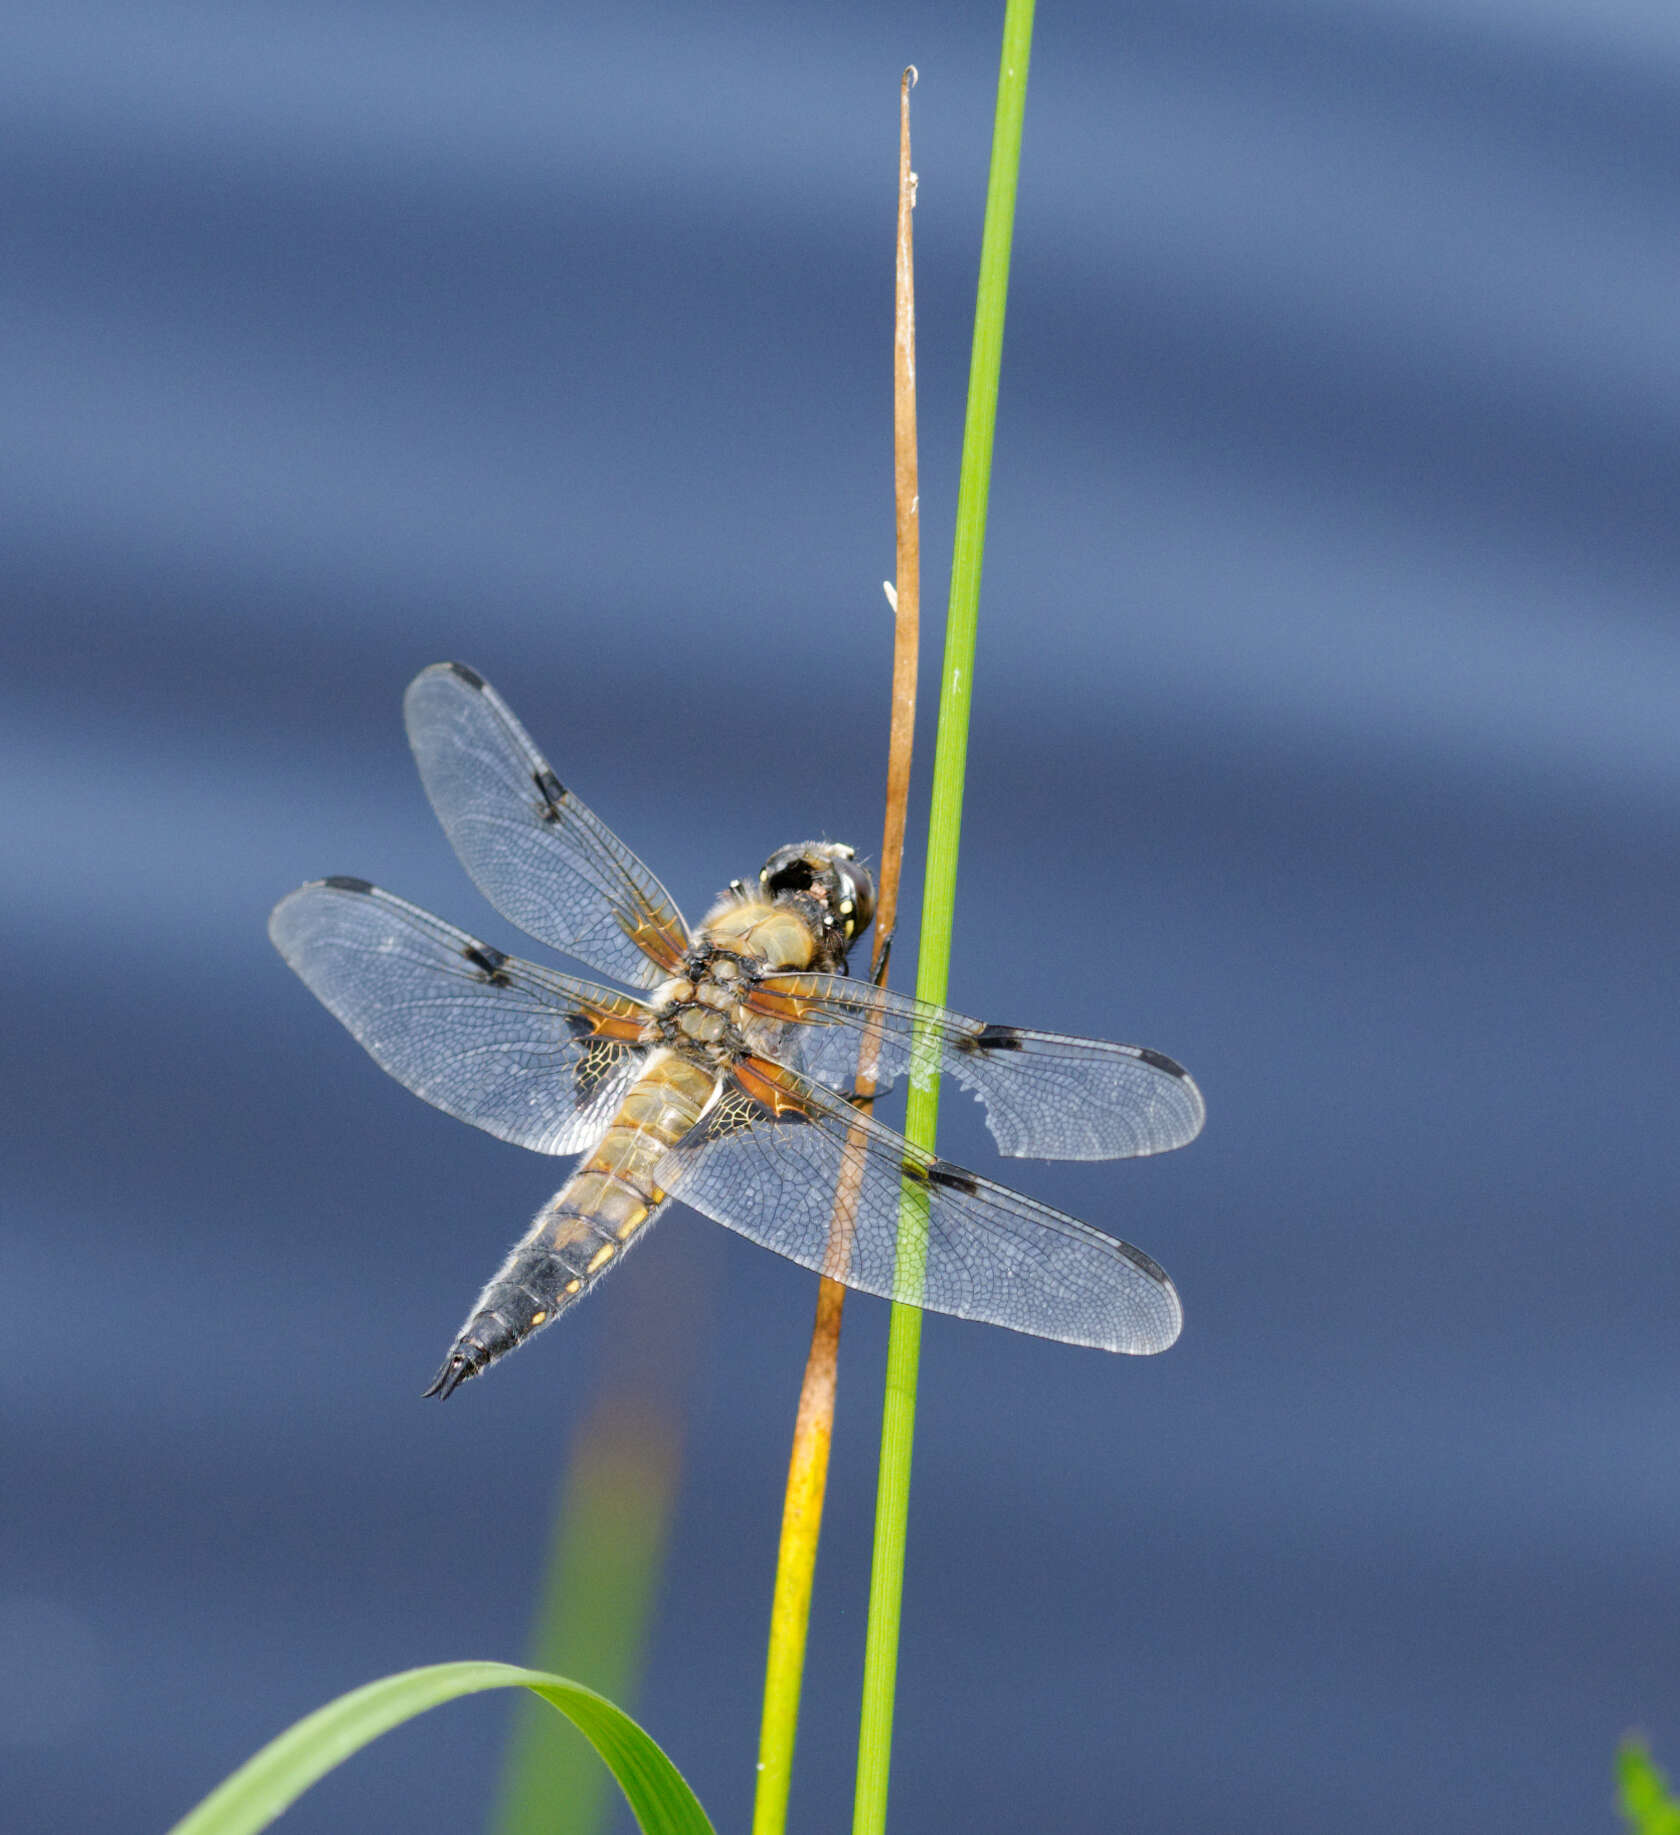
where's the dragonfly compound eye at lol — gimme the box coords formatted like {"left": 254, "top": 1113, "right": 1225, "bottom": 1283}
{"left": 830, "top": 851, "right": 876, "bottom": 941}
{"left": 760, "top": 842, "right": 876, "bottom": 941}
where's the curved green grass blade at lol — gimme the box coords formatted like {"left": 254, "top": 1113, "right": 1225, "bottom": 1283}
{"left": 167, "top": 1661, "right": 715, "bottom": 1835}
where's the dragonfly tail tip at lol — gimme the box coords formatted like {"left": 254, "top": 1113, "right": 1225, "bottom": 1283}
{"left": 422, "top": 1352, "right": 472, "bottom": 1400}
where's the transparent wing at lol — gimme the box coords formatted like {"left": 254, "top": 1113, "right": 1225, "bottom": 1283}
{"left": 403, "top": 662, "right": 691, "bottom": 990}
{"left": 749, "top": 973, "right": 1205, "bottom": 1160}
{"left": 269, "top": 877, "right": 652, "bottom": 1155}
{"left": 658, "top": 1057, "right": 1182, "bottom": 1353}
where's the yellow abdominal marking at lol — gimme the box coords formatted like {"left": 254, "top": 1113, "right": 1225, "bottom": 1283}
{"left": 587, "top": 1244, "right": 616, "bottom": 1273}
{"left": 616, "top": 1208, "right": 648, "bottom": 1240}
{"left": 565, "top": 1279, "right": 582, "bottom": 1294}
{"left": 529, "top": 1310, "right": 547, "bottom": 1326}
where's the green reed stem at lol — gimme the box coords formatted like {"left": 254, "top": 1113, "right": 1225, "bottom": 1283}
{"left": 851, "top": 7, "right": 1035, "bottom": 1832}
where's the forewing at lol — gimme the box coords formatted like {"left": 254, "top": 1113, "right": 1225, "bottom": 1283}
{"left": 750, "top": 973, "right": 1205, "bottom": 1160}
{"left": 403, "top": 662, "right": 691, "bottom": 989}
{"left": 656, "top": 1058, "right": 1182, "bottom": 1353}
{"left": 269, "top": 877, "right": 651, "bottom": 1154}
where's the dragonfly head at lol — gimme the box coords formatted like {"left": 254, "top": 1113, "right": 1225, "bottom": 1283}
{"left": 759, "top": 841, "right": 876, "bottom": 946}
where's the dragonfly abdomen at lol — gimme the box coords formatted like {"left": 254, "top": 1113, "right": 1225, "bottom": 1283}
{"left": 423, "top": 1049, "right": 718, "bottom": 1398}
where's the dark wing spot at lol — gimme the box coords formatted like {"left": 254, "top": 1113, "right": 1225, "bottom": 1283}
{"left": 445, "top": 661, "right": 486, "bottom": 690}
{"left": 1136, "top": 1046, "right": 1189, "bottom": 1078}
{"left": 461, "top": 943, "right": 510, "bottom": 983}
{"left": 969, "top": 1024, "right": 1026, "bottom": 1052}
{"left": 321, "top": 875, "right": 375, "bottom": 894}
{"left": 1116, "top": 1241, "right": 1172, "bottom": 1285}
{"left": 573, "top": 1039, "right": 629, "bottom": 1099}
{"left": 926, "top": 1161, "right": 980, "bottom": 1196}
{"left": 533, "top": 766, "right": 567, "bottom": 817}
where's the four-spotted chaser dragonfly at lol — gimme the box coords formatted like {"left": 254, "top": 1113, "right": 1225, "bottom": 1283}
{"left": 269, "top": 663, "right": 1205, "bottom": 1398}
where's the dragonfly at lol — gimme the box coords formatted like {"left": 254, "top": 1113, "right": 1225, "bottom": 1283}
{"left": 269, "top": 663, "right": 1205, "bottom": 1398}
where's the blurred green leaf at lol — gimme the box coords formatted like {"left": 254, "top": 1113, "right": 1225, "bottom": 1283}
{"left": 1618, "top": 1737, "right": 1680, "bottom": 1835}
{"left": 494, "top": 1419, "right": 681, "bottom": 1835}
{"left": 167, "top": 1661, "right": 715, "bottom": 1835}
